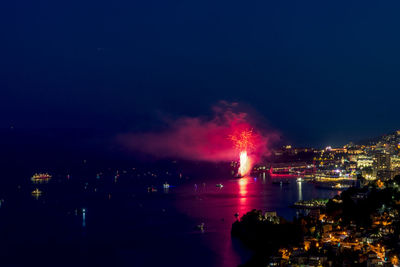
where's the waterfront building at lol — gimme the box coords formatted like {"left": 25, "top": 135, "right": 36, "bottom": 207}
{"left": 264, "top": 211, "right": 280, "bottom": 224}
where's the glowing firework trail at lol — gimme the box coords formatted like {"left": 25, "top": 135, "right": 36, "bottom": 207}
{"left": 238, "top": 151, "right": 250, "bottom": 177}
{"left": 230, "top": 129, "right": 255, "bottom": 176}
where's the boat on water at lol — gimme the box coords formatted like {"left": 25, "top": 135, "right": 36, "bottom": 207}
{"left": 216, "top": 184, "right": 224, "bottom": 188}
{"left": 147, "top": 187, "right": 158, "bottom": 193}
{"left": 316, "top": 182, "right": 352, "bottom": 190}
{"left": 196, "top": 222, "right": 205, "bottom": 232}
{"left": 234, "top": 174, "right": 244, "bottom": 179}
{"left": 270, "top": 170, "right": 292, "bottom": 175}
{"left": 332, "top": 183, "right": 351, "bottom": 189}
{"left": 163, "top": 182, "right": 170, "bottom": 189}
{"left": 31, "top": 173, "right": 52, "bottom": 183}
{"left": 31, "top": 188, "right": 42, "bottom": 197}
{"left": 296, "top": 177, "right": 304, "bottom": 182}
{"left": 292, "top": 199, "right": 328, "bottom": 209}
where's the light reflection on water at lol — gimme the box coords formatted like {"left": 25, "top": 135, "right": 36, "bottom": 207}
{"left": 1, "top": 173, "right": 342, "bottom": 267}
{"left": 298, "top": 180, "right": 303, "bottom": 201}
{"left": 238, "top": 177, "right": 248, "bottom": 215}
{"left": 173, "top": 174, "right": 339, "bottom": 267}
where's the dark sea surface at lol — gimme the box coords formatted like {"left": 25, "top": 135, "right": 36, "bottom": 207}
{"left": 0, "top": 172, "right": 340, "bottom": 267}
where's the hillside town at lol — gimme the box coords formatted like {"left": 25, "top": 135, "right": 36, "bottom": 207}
{"left": 269, "top": 130, "right": 400, "bottom": 182}
{"left": 233, "top": 131, "right": 400, "bottom": 267}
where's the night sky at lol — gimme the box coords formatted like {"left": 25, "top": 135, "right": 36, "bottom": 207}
{"left": 2, "top": 1, "right": 400, "bottom": 147}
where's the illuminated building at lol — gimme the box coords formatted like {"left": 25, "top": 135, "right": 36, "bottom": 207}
{"left": 347, "top": 148, "right": 363, "bottom": 155}
{"left": 357, "top": 155, "right": 374, "bottom": 169}
{"left": 328, "top": 147, "right": 347, "bottom": 154}
{"left": 391, "top": 155, "right": 400, "bottom": 170}
{"left": 264, "top": 211, "right": 279, "bottom": 224}
{"left": 375, "top": 153, "right": 395, "bottom": 180}
{"left": 375, "top": 153, "right": 391, "bottom": 171}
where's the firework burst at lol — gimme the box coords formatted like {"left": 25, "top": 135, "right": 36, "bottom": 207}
{"left": 230, "top": 128, "right": 255, "bottom": 176}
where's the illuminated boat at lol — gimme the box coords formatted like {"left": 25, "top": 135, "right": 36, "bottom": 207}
{"left": 31, "top": 173, "right": 52, "bottom": 183}
{"left": 332, "top": 183, "right": 351, "bottom": 189}
{"left": 315, "top": 182, "right": 351, "bottom": 190}
{"left": 216, "top": 184, "right": 224, "bottom": 188}
{"left": 268, "top": 167, "right": 305, "bottom": 178}
{"left": 163, "top": 182, "right": 170, "bottom": 189}
{"left": 31, "top": 188, "right": 43, "bottom": 197}
{"left": 196, "top": 222, "right": 205, "bottom": 232}
{"left": 292, "top": 199, "right": 328, "bottom": 209}
{"left": 147, "top": 187, "right": 157, "bottom": 193}
{"left": 271, "top": 170, "right": 291, "bottom": 175}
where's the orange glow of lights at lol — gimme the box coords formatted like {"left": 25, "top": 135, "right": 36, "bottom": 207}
{"left": 392, "top": 255, "right": 399, "bottom": 265}
{"left": 304, "top": 241, "right": 310, "bottom": 251}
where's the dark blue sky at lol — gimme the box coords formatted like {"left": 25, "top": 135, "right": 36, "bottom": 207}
{"left": 1, "top": 0, "right": 400, "bottom": 147}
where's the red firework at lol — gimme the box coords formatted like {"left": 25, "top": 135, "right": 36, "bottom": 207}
{"left": 230, "top": 128, "right": 255, "bottom": 176}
